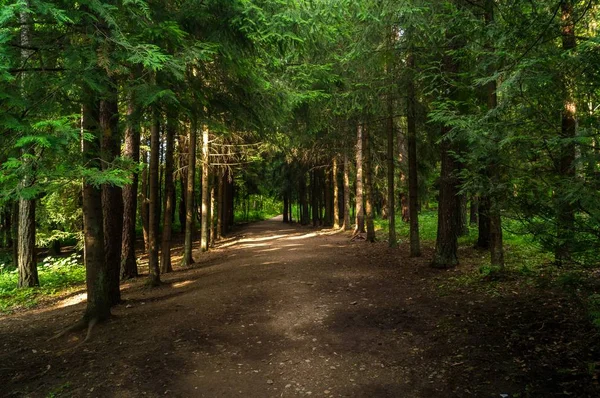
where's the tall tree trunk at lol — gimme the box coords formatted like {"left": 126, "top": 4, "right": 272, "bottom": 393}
{"left": 283, "top": 193, "right": 289, "bottom": 223}
{"left": 209, "top": 174, "right": 216, "bottom": 247}
{"left": 300, "top": 173, "right": 308, "bottom": 225}
{"left": 100, "top": 88, "right": 122, "bottom": 305}
{"left": 121, "top": 91, "right": 140, "bottom": 280}
{"left": 178, "top": 134, "right": 188, "bottom": 233}
{"left": 477, "top": 197, "right": 491, "bottom": 249}
{"left": 457, "top": 194, "right": 469, "bottom": 236}
{"left": 432, "top": 125, "right": 460, "bottom": 268}
{"left": 407, "top": 55, "right": 421, "bottom": 256}
{"left": 82, "top": 101, "right": 110, "bottom": 323}
{"left": 182, "top": 119, "right": 197, "bottom": 266}
{"left": 485, "top": 0, "right": 504, "bottom": 267}
{"left": 11, "top": 202, "right": 18, "bottom": 268}
{"left": 160, "top": 113, "right": 176, "bottom": 273}
{"left": 147, "top": 110, "right": 161, "bottom": 285}
{"left": 387, "top": 96, "right": 397, "bottom": 247}
{"left": 140, "top": 147, "right": 150, "bottom": 251}
{"left": 342, "top": 152, "right": 351, "bottom": 230}
{"left": 17, "top": 3, "right": 38, "bottom": 288}
{"left": 555, "top": 0, "right": 576, "bottom": 265}
{"left": 333, "top": 157, "right": 340, "bottom": 229}
{"left": 355, "top": 123, "right": 365, "bottom": 234}
{"left": 324, "top": 167, "right": 332, "bottom": 226}
{"left": 217, "top": 168, "right": 224, "bottom": 239}
{"left": 200, "top": 125, "right": 210, "bottom": 252}
{"left": 17, "top": 198, "right": 37, "bottom": 288}
{"left": 364, "top": 125, "right": 375, "bottom": 242}
{"left": 469, "top": 197, "right": 478, "bottom": 225}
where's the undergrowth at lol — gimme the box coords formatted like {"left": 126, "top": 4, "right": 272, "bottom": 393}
{"left": 0, "top": 253, "right": 85, "bottom": 314}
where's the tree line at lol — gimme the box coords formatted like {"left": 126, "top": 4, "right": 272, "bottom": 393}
{"left": 1, "top": 0, "right": 599, "bottom": 330}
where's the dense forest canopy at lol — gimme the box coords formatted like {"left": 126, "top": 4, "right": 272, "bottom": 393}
{"left": 0, "top": 0, "right": 599, "bottom": 329}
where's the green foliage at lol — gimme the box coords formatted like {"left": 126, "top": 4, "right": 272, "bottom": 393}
{"left": 0, "top": 253, "right": 85, "bottom": 313}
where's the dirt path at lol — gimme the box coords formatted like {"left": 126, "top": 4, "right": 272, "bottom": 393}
{"left": 1, "top": 218, "right": 599, "bottom": 397}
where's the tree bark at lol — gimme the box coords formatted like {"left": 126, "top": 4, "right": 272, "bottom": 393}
{"left": 555, "top": 0, "right": 576, "bottom": 265}
{"left": 364, "top": 125, "right": 375, "bottom": 242}
{"left": 200, "top": 125, "right": 210, "bottom": 252}
{"left": 209, "top": 174, "right": 216, "bottom": 247}
{"left": 121, "top": 91, "right": 140, "bottom": 280}
{"left": 333, "top": 157, "right": 340, "bottom": 229}
{"left": 82, "top": 101, "right": 110, "bottom": 322}
{"left": 469, "top": 197, "right": 478, "bottom": 225}
{"left": 387, "top": 97, "right": 397, "bottom": 247}
{"left": 140, "top": 147, "right": 150, "bottom": 251}
{"left": 485, "top": 0, "right": 504, "bottom": 267}
{"left": 182, "top": 119, "right": 197, "bottom": 266}
{"left": 147, "top": 110, "right": 161, "bottom": 285}
{"left": 300, "top": 172, "right": 308, "bottom": 225}
{"left": 100, "top": 88, "right": 122, "bottom": 305}
{"left": 355, "top": 123, "right": 365, "bottom": 234}
{"left": 217, "top": 168, "right": 224, "bottom": 239}
{"left": 17, "top": 3, "right": 38, "bottom": 288}
{"left": 406, "top": 52, "right": 421, "bottom": 253}
{"left": 342, "top": 152, "right": 351, "bottom": 230}
{"left": 160, "top": 113, "right": 176, "bottom": 273}
{"left": 283, "top": 193, "right": 289, "bottom": 223}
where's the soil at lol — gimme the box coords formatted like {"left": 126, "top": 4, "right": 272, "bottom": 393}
{"left": 1, "top": 217, "right": 599, "bottom": 397}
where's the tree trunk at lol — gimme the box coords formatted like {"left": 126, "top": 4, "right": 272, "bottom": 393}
{"left": 324, "top": 167, "right": 332, "bottom": 226}
{"left": 364, "top": 125, "right": 375, "bottom": 242}
{"left": 457, "top": 194, "right": 469, "bottom": 236}
{"left": 217, "top": 168, "right": 224, "bottom": 239}
{"left": 469, "top": 197, "right": 478, "bottom": 225}
{"left": 342, "top": 152, "right": 351, "bottom": 230}
{"left": 387, "top": 102, "right": 397, "bottom": 247}
{"left": 333, "top": 157, "right": 340, "bottom": 229}
{"left": 178, "top": 134, "right": 188, "bottom": 232}
{"left": 147, "top": 110, "right": 161, "bottom": 285}
{"left": 432, "top": 125, "right": 460, "bottom": 268}
{"left": 209, "top": 174, "right": 216, "bottom": 247}
{"left": 300, "top": 173, "right": 308, "bottom": 225}
{"left": 17, "top": 5, "right": 38, "bottom": 288}
{"left": 555, "top": 0, "right": 576, "bottom": 265}
{"left": 283, "top": 193, "right": 289, "bottom": 223}
{"left": 17, "top": 198, "right": 38, "bottom": 288}
{"left": 160, "top": 113, "right": 176, "bottom": 274}
{"left": 200, "top": 125, "right": 210, "bottom": 252}
{"left": 485, "top": 0, "right": 504, "bottom": 267}
{"left": 100, "top": 90, "right": 123, "bottom": 305}
{"left": 121, "top": 91, "right": 140, "bottom": 280}
{"left": 140, "top": 148, "right": 150, "bottom": 251}
{"left": 11, "top": 202, "right": 18, "bottom": 267}
{"left": 355, "top": 123, "right": 365, "bottom": 234}
{"left": 182, "top": 119, "right": 197, "bottom": 266}
{"left": 82, "top": 101, "right": 111, "bottom": 322}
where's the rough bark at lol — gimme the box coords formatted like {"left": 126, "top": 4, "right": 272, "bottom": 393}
{"left": 100, "top": 89, "right": 122, "bottom": 305}
{"left": 364, "top": 125, "right": 375, "bottom": 242}
{"left": 555, "top": 0, "right": 576, "bottom": 265}
{"left": 17, "top": 2, "right": 38, "bottom": 288}
{"left": 217, "top": 168, "right": 224, "bottom": 239}
{"left": 140, "top": 148, "right": 150, "bottom": 251}
{"left": 300, "top": 173, "right": 309, "bottom": 225}
{"left": 121, "top": 91, "right": 140, "bottom": 279}
{"left": 355, "top": 123, "right": 365, "bottom": 233}
{"left": 332, "top": 157, "right": 340, "bottom": 229}
{"left": 160, "top": 113, "right": 176, "bottom": 273}
{"left": 342, "top": 152, "right": 351, "bottom": 230}
{"left": 147, "top": 111, "right": 161, "bottom": 285}
{"left": 82, "top": 101, "right": 111, "bottom": 322}
{"left": 17, "top": 198, "right": 38, "bottom": 288}
{"left": 182, "top": 119, "right": 197, "bottom": 266}
{"left": 469, "top": 197, "right": 478, "bottom": 225}
{"left": 387, "top": 100, "right": 397, "bottom": 248}
{"left": 200, "top": 125, "right": 210, "bottom": 252}
{"left": 283, "top": 193, "right": 289, "bottom": 223}
{"left": 485, "top": 0, "right": 505, "bottom": 267}
{"left": 209, "top": 174, "right": 216, "bottom": 247}
{"left": 457, "top": 194, "right": 469, "bottom": 236}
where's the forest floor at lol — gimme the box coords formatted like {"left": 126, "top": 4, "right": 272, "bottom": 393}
{"left": 1, "top": 217, "right": 600, "bottom": 398}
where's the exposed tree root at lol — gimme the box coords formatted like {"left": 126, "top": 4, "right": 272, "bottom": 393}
{"left": 48, "top": 317, "right": 100, "bottom": 344}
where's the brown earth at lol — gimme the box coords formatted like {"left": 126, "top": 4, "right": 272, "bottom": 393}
{"left": 1, "top": 217, "right": 599, "bottom": 397}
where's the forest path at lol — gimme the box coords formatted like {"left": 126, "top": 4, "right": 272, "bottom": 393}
{"left": 1, "top": 218, "right": 598, "bottom": 397}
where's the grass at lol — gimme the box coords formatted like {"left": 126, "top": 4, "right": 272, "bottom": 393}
{"left": 0, "top": 253, "right": 85, "bottom": 314}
